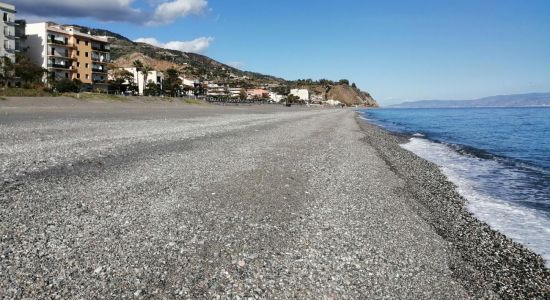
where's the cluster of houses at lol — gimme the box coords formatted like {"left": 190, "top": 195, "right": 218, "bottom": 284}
{"left": 0, "top": 2, "right": 345, "bottom": 106}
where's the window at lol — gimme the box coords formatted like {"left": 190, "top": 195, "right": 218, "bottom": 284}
{"left": 76, "top": 50, "right": 80, "bottom": 56}
{"left": 85, "top": 52, "right": 88, "bottom": 57}
{"left": 77, "top": 39, "right": 80, "bottom": 44}
{"left": 85, "top": 41, "right": 88, "bottom": 46}
{"left": 85, "top": 63, "right": 89, "bottom": 68}
{"left": 77, "top": 73, "right": 80, "bottom": 79}
{"left": 51, "top": 47, "right": 55, "bottom": 55}
{"left": 3, "top": 13, "right": 7, "bottom": 22}
{"left": 65, "top": 73, "right": 69, "bottom": 78}
{"left": 76, "top": 62, "right": 80, "bottom": 67}
{"left": 85, "top": 74, "right": 89, "bottom": 79}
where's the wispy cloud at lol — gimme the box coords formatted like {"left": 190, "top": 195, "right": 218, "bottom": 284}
{"left": 227, "top": 62, "right": 245, "bottom": 69}
{"left": 149, "top": 0, "right": 207, "bottom": 25}
{"left": 134, "top": 37, "right": 214, "bottom": 53}
{"left": 14, "top": 0, "right": 208, "bottom": 25}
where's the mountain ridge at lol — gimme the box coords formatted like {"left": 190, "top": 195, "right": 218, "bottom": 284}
{"left": 391, "top": 93, "right": 550, "bottom": 108}
{"left": 70, "top": 24, "right": 378, "bottom": 106}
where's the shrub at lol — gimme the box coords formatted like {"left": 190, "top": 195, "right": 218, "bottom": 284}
{"left": 53, "top": 79, "right": 80, "bottom": 93}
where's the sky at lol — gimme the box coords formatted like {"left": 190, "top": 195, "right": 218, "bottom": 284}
{"left": 12, "top": 0, "right": 550, "bottom": 105}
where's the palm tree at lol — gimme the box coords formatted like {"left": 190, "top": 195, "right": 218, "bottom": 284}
{"left": 132, "top": 60, "right": 143, "bottom": 95}
{"left": 141, "top": 65, "right": 153, "bottom": 87}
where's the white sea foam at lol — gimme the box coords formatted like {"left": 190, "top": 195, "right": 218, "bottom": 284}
{"left": 401, "top": 137, "right": 550, "bottom": 266}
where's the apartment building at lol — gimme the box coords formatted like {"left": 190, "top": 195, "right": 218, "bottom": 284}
{"left": 25, "top": 22, "right": 110, "bottom": 89}
{"left": 122, "top": 67, "right": 164, "bottom": 96}
{"left": 290, "top": 88, "right": 310, "bottom": 101}
{"left": 0, "top": 2, "right": 16, "bottom": 62}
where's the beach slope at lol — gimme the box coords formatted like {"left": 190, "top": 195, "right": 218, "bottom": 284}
{"left": 0, "top": 98, "right": 548, "bottom": 298}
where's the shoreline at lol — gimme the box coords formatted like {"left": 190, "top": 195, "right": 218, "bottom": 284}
{"left": 1, "top": 98, "right": 548, "bottom": 298}
{"left": 355, "top": 113, "right": 550, "bottom": 298}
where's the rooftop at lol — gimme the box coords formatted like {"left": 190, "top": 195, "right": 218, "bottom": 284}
{"left": 0, "top": 2, "right": 15, "bottom": 12}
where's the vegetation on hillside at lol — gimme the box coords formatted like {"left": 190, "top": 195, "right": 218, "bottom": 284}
{"left": 64, "top": 25, "right": 379, "bottom": 106}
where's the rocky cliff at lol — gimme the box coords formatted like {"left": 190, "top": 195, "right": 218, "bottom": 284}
{"left": 325, "top": 85, "right": 378, "bottom": 107}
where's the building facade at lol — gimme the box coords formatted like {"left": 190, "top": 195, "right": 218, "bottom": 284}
{"left": 290, "top": 88, "right": 310, "bottom": 101}
{"left": 247, "top": 88, "right": 269, "bottom": 100}
{"left": 123, "top": 67, "right": 164, "bottom": 95}
{"left": 0, "top": 2, "right": 16, "bottom": 62}
{"left": 25, "top": 22, "right": 110, "bottom": 89}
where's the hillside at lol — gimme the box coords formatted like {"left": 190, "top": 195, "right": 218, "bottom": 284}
{"left": 76, "top": 25, "right": 378, "bottom": 106}
{"left": 326, "top": 85, "right": 378, "bottom": 106}
{"left": 392, "top": 93, "right": 550, "bottom": 108}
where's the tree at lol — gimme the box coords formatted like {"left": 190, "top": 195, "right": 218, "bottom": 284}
{"left": 285, "top": 94, "right": 300, "bottom": 104}
{"left": 144, "top": 81, "right": 161, "bottom": 96}
{"left": 339, "top": 79, "right": 349, "bottom": 85}
{"left": 239, "top": 88, "right": 247, "bottom": 100}
{"left": 0, "top": 57, "right": 15, "bottom": 87}
{"left": 14, "top": 55, "right": 47, "bottom": 87}
{"left": 272, "top": 85, "right": 290, "bottom": 96}
{"left": 53, "top": 78, "right": 80, "bottom": 93}
{"left": 133, "top": 60, "right": 144, "bottom": 94}
{"left": 141, "top": 64, "right": 153, "bottom": 86}
{"left": 162, "top": 68, "right": 182, "bottom": 97}
{"left": 109, "top": 68, "right": 134, "bottom": 94}
{"left": 351, "top": 82, "right": 357, "bottom": 89}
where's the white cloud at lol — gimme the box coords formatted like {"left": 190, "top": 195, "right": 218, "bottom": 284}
{"left": 134, "top": 37, "right": 214, "bottom": 53}
{"left": 150, "top": 0, "right": 208, "bottom": 25}
{"left": 15, "top": 0, "right": 208, "bottom": 25}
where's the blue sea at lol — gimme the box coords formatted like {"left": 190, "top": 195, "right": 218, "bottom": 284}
{"left": 359, "top": 107, "right": 550, "bottom": 265}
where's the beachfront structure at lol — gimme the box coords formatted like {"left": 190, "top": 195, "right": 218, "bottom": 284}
{"left": 325, "top": 99, "right": 342, "bottom": 106}
{"left": 206, "top": 83, "right": 229, "bottom": 97}
{"left": 247, "top": 88, "right": 269, "bottom": 100}
{"left": 25, "top": 22, "right": 110, "bottom": 89}
{"left": 269, "top": 92, "right": 285, "bottom": 103}
{"left": 182, "top": 77, "right": 199, "bottom": 88}
{"left": 0, "top": 2, "right": 17, "bottom": 62}
{"left": 228, "top": 87, "right": 242, "bottom": 98}
{"left": 290, "top": 88, "right": 310, "bottom": 101}
{"left": 310, "top": 94, "right": 324, "bottom": 104}
{"left": 123, "top": 67, "right": 164, "bottom": 95}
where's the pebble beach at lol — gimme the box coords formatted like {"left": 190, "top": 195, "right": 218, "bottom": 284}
{"left": 0, "top": 98, "right": 548, "bottom": 299}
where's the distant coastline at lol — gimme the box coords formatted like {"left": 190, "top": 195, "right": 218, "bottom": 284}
{"left": 390, "top": 92, "right": 550, "bottom": 108}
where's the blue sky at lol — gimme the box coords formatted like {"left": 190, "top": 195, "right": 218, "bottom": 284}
{"left": 15, "top": 0, "right": 550, "bottom": 105}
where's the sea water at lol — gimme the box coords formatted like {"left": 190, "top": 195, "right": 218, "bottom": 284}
{"left": 359, "top": 107, "right": 550, "bottom": 265}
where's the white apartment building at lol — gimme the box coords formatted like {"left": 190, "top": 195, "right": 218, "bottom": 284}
{"left": 181, "top": 77, "right": 198, "bottom": 88}
{"left": 228, "top": 87, "right": 243, "bottom": 98}
{"left": 25, "top": 22, "right": 111, "bottom": 87}
{"left": 124, "top": 67, "right": 164, "bottom": 95}
{"left": 0, "top": 2, "right": 16, "bottom": 62}
{"left": 206, "top": 83, "right": 228, "bottom": 97}
{"left": 290, "top": 88, "right": 310, "bottom": 101}
{"left": 269, "top": 92, "right": 284, "bottom": 103}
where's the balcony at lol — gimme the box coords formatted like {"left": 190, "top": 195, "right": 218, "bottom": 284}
{"left": 47, "top": 39, "right": 70, "bottom": 47}
{"left": 4, "top": 32, "right": 16, "bottom": 39}
{"left": 91, "top": 53, "right": 110, "bottom": 63}
{"left": 4, "top": 47, "right": 15, "bottom": 53}
{"left": 92, "top": 67, "right": 107, "bottom": 73}
{"left": 4, "top": 20, "right": 15, "bottom": 26}
{"left": 48, "top": 51, "right": 72, "bottom": 59}
{"left": 91, "top": 45, "right": 110, "bottom": 52}
{"left": 47, "top": 63, "right": 71, "bottom": 70}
